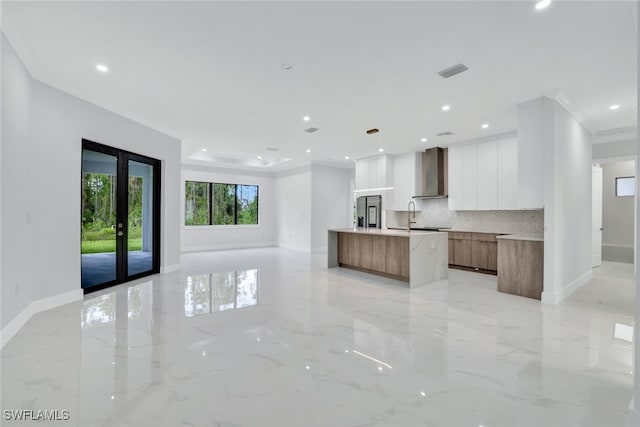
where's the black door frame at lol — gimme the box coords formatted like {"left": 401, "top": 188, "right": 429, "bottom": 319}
{"left": 81, "top": 139, "right": 161, "bottom": 294}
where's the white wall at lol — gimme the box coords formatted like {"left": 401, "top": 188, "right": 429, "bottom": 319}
{"left": 273, "top": 164, "right": 352, "bottom": 253}
{"left": 601, "top": 161, "right": 636, "bottom": 263}
{"left": 275, "top": 166, "right": 312, "bottom": 252}
{"left": 517, "top": 98, "right": 546, "bottom": 209}
{"left": 1, "top": 33, "right": 35, "bottom": 330}
{"left": 310, "top": 165, "right": 353, "bottom": 252}
{"left": 181, "top": 165, "right": 276, "bottom": 251}
{"left": 542, "top": 97, "right": 594, "bottom": 304}
{"left": 1, "top": 34, "right": 182, "bottom": 332}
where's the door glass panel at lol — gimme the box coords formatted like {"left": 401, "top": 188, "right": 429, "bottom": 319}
{"left": 81, "top": 149, "right": 118, "bottom": 288}
{"left": 128, "top": 160, "right": 154, "bottom": 276}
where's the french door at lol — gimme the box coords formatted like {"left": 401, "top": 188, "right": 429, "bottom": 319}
{"left": 81, "top": 139, "right": 161, "bottom": 293}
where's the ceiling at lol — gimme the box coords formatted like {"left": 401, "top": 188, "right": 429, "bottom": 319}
{"left": 3, "top": 1, "right": 637, "bottom": 171}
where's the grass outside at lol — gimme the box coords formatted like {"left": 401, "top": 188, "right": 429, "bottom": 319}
{"left": 81, "top": 239, "right": 142, "bottom": 254}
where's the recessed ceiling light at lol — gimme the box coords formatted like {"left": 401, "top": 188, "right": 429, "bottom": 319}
{"left": 378, "top": 148, "right": 384, "bottom": 152}
{"left": 257, "top": 155, "right": 263, "bottom": 160}
{"left": 345, "top": 156, "right": 350, "bottom": 160}
{"left": 482, "top": 123, "right": 490, "bottom": 129}
{"left": 610, "top": 104, "right": 620, "bottom": 110}
{"left": 281, "top": 63, "right": 293, "bottom": 70}
{"left": 306, "top": 149, "right": 311, "bottom": 153}
{"left": 441, "top": 105, "right": 451, "bottom": 111}
{"left": 303, "top": 116, "right": 310, "bottom": 121}
{"left": 96, "top": 64, "right": 109, "bottom": 73}
{"left": 535, "top": 0, "right": 551, "bottom": 10}
{"left": 421, "top": 138, "right": 427, "bottom": 142}
{"left": 201, "top": 148, "right": 207, "bottom": 152}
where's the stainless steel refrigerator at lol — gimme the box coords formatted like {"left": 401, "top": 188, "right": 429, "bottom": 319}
{"left": 356, "top": 195, "right": 382, "bottom": 228}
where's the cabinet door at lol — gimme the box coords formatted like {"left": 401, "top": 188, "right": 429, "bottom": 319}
{"left": 345, "top": 233, "right": 359, "bottom": 266}
{"left": 487, "top": 242, "right": 498, "bottom": 271}
{"left": 355, "top": 160, "right": 369, "bottom": 190}
{"left": 371, "top": 236, "right": 386, "bottom": 272}
{"left": 498, "top": 137, "right": 518, "bottom": 210}
{"left": 448, "top": 238, "right": 455, "bottom": 265}
{"left": 471, "top": 240, "right": 489, "bottom": 270}
{"left": 454, "top": 239, "right": 472, "bottom": 267}
{"left": 448, "top": 145, "right": 463, "bottom": 210}
{"left": 393, "top": 153, "right": 418, "bottom": 210}
{"left": 380, "top": 155, "right": 393, "bottom": 188}
{"left": 358, "top": 235, "right": 374, "bottom": 270}
{"left": 338, "top": 233, "right": 348, "bottom": 265}
{"left": 385, "top": 236, "right": 409, "bottom": 279}
{"left": 462, "top": 144, "right": 478, "bottom": 210}
{"left": 368, "top": 158, "right": 378, "bottom": 190}
{"left": 476, "top": 140, "right": 498, "bottom": 210}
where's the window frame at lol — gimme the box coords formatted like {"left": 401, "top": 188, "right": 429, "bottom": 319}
{"left": 615, "top": 176, "right": 636, "bottom": 197}
{"left": 184, "top": 180, "right": 259, "bottom": 226}
{"left": 184, "top": 180, "right": 212, "bottom": 226}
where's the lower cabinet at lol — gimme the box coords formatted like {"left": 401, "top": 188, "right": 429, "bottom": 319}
{"left": 448, "top": 232, "right": 499, "bottom": 274}
{"left": 497, "top": 239, "right": 543, "bottom": 300}
{"left": 337, "top": 233, "right": 409, "bottom": 281}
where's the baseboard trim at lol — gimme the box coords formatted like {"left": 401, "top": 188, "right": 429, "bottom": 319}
{"left": 181, "top": 242, "right": 276, "bottom": 253}
{"left": 541, "top": 269, "right": 593, "bottom": 305}
{"left": 160, "top": 263, "right": 181, "bottom": 274}
{"left": 1, "top": 289, "right": 83, "bottom": 349}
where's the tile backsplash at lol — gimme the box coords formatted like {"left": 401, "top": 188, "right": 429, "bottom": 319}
{"left": 387, "top": 198, "right": 543, "bottom": 233}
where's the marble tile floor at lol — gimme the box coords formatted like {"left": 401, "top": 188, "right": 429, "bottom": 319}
{"left": 1, "top": 248, "right": 637, "bottom": 426}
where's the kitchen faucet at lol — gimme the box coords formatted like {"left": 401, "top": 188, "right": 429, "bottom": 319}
{"left": 407, "top": 200, "right": 416, "bottom": 230}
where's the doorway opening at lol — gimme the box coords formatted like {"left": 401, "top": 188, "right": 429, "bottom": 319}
{"left": 81, "top": 140, "right": 161, "bottom": 293}
{"left": 593, "top": 159, "right": 636, "bottom": 266}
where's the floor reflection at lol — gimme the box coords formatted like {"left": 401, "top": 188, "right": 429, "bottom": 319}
{"left": 184, "top": 269, "right": 258, "bottom": 317}
{"left": 81, "top": 292, "right": 116, "bottom": 327}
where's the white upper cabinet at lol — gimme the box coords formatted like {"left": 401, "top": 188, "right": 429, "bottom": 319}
{"left": 497, "top": 136, "right": 518, "bottom": 209}
{"left": 355, "top": 154, "right": 393, "bottom": 193}
{"left": 392, "top": 152, "right": 420, "bottom": 210}
{"left": 448, "top": 134, "right": 520, "bottom": 211}
{"left": 476, "top": 140, "right": 498, "bottom": 210}
{"left": 462, "top": 144, "right": 478, "bottom": 210}
{"left": 448, "top": 145, "right": 463, "bottom": 210}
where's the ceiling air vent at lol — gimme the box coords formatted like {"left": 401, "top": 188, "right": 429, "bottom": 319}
{"left": 595, "top": 126, "right": 636, "bottom": 137}
{"left": 438, "top": 63, "right": 469, "bottom": 79}
{"left": 266, "top": 147, "right": 279, "bottom": 151}
{"left": 436, "top": 131, "right": 455, "bottom": 136}
{"left": 304, "top": 127, "right": 319, "bottom": 133}
{"left": 366, "top": 128, "right": 379, "bottom": 135}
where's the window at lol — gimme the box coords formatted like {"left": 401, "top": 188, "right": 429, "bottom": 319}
{"left": 185, "top": 181, "right": 211, "bottom": 225}
{"left": 616, "top": 177, "right": 635, "bottom": 197}
{"left": 185, "top": 181, "right": 259, "bottom": 225}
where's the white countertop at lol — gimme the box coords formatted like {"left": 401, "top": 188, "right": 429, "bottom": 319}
{"left": 440, "top": 228, "right": 543, "bottom": 241}
{"left": 496, "top": 232, "right": 544, "bottom": 242}
{"left": 439, "top": 228, "right": 507, "bottom": 234}
{"left": 329, "top": 228, "right": 439, "bottom": 238}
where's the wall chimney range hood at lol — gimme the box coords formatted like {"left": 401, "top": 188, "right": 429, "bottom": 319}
{"left": 413, "top": 147, "right": 448, "bottom": 199}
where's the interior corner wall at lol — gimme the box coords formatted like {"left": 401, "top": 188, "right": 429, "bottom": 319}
{"left": 180, "top": 165, "right": 277, "bottom": 251}
{"left": 1, "top": 33, "right": 34, "bottom": 330}
{"left": 275, "top": 166, "right": 312, "bottom": 252}
{"left": 1, "top": 34, "right": 181, "bottom": 331}
{"left": 310, "top": 165, "right": 353, "bottom": 253}
{"left": 542, "top": 97, "right": 594, "bottom": 304}
{"left": 601, "top": 160, "right": 636, "bottom": 263}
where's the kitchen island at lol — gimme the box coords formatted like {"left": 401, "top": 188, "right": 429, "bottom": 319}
{"left": 327, "top": 228, "right": 448, "bottom": 288}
